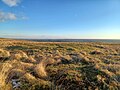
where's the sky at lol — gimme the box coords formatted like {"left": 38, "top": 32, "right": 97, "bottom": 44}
{"left": 0, "top": 0, "right": 120, "bottom": 39}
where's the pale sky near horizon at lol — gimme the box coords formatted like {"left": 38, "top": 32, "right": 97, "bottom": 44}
{"left": 0, "top": 0, "right": 120, "bottom": 39}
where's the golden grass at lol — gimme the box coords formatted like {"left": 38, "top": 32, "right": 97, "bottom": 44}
{"left": 0, "top": 49, "right": 10, "bottom": 59}
{"left": 7, "top": 69, "right": 37, "bottom": 83}
{"left": 34, "top": 61, "right": 47, "bottom": 79}
{"left": 0, "top": 62, "right": 12, "bottom": 89}
{"left": 0, "top": 39, "right": 120, "bottom": 90}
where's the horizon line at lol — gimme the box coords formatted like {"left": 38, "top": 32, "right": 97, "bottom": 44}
{"left": 1, "top": 37, "right": 120, "bottom": 40}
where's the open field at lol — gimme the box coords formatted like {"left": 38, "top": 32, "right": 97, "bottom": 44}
{"left": 0, "top": 38, "right": 120, "bottom": 90}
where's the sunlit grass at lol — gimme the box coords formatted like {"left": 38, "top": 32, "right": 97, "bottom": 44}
{"left": 0, "top": 38, "right": 120, "bottom": 90}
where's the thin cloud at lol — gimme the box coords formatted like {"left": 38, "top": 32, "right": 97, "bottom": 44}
{"left": 1, "top": 0, "right": 28, "bottom": 21}
{"left": 21, "top": 16, "right": 28, "bottom": 20}
{"left": 2, "top": 0, "right": 21, "bottom": 7}
{"left": 0, "top": 33, "right": 68, "bottom": 39}
{"left": 0, "top": 11, "right": 17, "bottom": 22}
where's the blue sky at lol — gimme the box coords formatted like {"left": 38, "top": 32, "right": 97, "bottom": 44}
{"left": 0, "top": 0, "right": 120, "bottom": 39}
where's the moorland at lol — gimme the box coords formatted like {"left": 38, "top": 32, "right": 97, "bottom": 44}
{"left": 0, "top": 38, "right": 120, "bottom": 90}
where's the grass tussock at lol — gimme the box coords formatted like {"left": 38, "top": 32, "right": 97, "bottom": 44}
{"left": 34, "top": 62, "right": 47, "bottom": 79}
{"left": 0, "top": 63, "right": 12, "bottom": 88}
{"left": 0, "top": 49, "right": 10, "bottom": 60}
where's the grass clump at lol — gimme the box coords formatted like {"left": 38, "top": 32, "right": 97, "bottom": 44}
{"left": 0, "top": 49, "right": 10, "bottom": 61}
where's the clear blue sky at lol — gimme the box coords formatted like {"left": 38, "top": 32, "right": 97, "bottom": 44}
{"left": 0, "top": 0, "right": 120, "bottom": 39}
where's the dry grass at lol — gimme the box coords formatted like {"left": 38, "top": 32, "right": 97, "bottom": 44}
{"left": 0, "top": 49, "right": 10, "bottom": 61}
{"left": 0, "top": 62, "right": 12, "bottom": 89}
{"left": 0, "top": 38, "right": 120, "bottom": 90}
{"left": 34, "top": 61, "right": 47, "bottom": 79}
{"left": 7, "top": 69, "right": 37, "bottom": 83}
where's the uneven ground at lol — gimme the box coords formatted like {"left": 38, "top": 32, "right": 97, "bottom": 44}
{"left": 0, "top": 38, "right": 120, "bottom": 90}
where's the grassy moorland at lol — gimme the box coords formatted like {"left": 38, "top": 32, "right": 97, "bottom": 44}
{"left": 0, "top": 38, "right": 120, "bottom": 90}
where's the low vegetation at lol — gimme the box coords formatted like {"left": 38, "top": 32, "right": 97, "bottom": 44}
{"left": 0, "top": 38, "right": 120, "bottom": 90}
